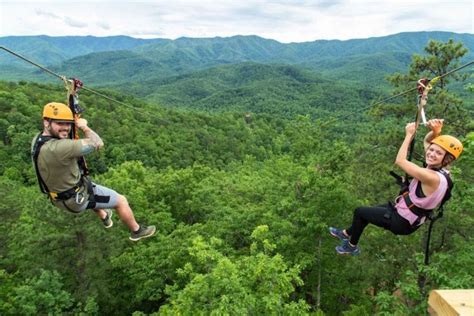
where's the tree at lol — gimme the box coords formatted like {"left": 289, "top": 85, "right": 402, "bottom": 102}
{"left": 385, "top": 39, "right": 470, "bottom": 135}
{"left": 159, "top": 227, "right": 309, "bottom": 315}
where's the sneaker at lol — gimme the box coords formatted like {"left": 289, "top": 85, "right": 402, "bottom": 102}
{"left": 129, "top": 225, "right": 156, "bottom": 241}
{"left": 102, "top": 209, "right": 113, "bottom": 228}
{"left": 336, "top": 240, "right": 360, "bottom": 256}
{"left": 329, "top": 227, "right": 349, "bottom": 241}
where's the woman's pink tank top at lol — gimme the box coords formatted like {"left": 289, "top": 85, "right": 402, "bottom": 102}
{"left": 394, "top": 171, "right": 449, "bottom": 226}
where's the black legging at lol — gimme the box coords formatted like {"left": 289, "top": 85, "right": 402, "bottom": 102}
{"left": 345, "top": 203, "right": 420, "bottom": 245}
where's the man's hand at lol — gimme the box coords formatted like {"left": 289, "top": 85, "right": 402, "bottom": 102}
{"left": 75, "top": 117, "right": 104, "bottom": 153}
{"left": 75, "top": 118, "right": 88, "bottom": 131}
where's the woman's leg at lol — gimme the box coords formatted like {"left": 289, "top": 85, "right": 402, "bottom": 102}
{"left": 345, "top": 204, "right": 392, "bottom": 245}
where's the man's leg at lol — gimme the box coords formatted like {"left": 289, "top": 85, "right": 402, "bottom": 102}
{"left": 94, "top": 209, "right": 113, "bottom": 228}
{"left": 95, "top": 209, "right": 106, "bottom": 219}
{"left": 89, "top": 183, "right": 155, "bottom": 240}
{"left": 114, "top": 194, "right": 139, "bottom": 232}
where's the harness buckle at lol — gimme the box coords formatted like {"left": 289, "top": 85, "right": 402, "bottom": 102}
{"left": 75, "top": 192, "right": 85, "bottom": 204}
{"left": 49, "top": 192, "right": 58, "bottom": 200}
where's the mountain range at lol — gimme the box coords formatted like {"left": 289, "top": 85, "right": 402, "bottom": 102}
{"left": 0, "top": 31, "right": 472, "bottom": 115}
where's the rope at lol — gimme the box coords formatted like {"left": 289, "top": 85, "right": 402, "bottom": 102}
{"left": 320, "top": 60, "right": 474, "bottom": 128}
{"left": 0, "top": 45, "right": 172, "bottom": 125}
{"left": 1, "top": 46, "right": 135, "bottom": 108}
{"left": 371, "top": 60, "right": 474, "bottom": 107}
{"left": 1, "top": 46, "right": 64, "bottom": 80}
{"left": 2, "top": 45, "right": 472, "bottom": 128}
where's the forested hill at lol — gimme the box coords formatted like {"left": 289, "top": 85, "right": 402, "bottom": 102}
{"left": 114, "top": 62, "right": 379, "bottom": 115}
{"left": 1, "top": 76, "right": 473, "bottom": 314}
{"left": 2, "top": 32, "right": 472, "bottom": 116}
{"left": 1, "top": 32, "right": 473, "bottom": 85}
{"left": 0, "top": 35, "right": 167, "bottom": 66}
{"left": 0, "top": 34, "right": 473, "bottom": 314}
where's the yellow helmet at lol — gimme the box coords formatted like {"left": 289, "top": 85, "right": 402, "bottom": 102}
{"left": 431, "top": 135, "right": 463, "bottom": 159}
{"left": 43, "top": 102, "right": 74, "bottom": 122}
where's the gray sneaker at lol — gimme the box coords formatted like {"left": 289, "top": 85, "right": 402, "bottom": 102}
{"left": 129, "top": 225, "right": 156, "bottom": 241}
{"left": 102, "top": 209, "right": 113, "bottom": 228}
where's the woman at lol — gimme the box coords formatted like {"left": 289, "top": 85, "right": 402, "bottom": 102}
{"left": 329, "top": 119, "right": 463, "bottom": 255}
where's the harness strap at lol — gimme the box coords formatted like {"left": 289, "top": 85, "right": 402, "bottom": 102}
{"left": 424, "top": 205, "right": 445, "bottom": 265}
{"left": 391, "top": 169, "right": 452, "bottom": 223}
{"left": 390, "top": 169, "right": 454, "bottom": 265}
{"left": 84, "top": 177, "right": 97, "bottom": 209}
{"left": 32, "top": 134, "right": 54, "bottom": 194}
{"left": 31, "top": 134, "right": 92, "bottom": 204}
{"left": 49, "top": 178, "right": 84, "bottom": 201}
{"left": 401, "top": 191, "right": 433, "bottom": 226}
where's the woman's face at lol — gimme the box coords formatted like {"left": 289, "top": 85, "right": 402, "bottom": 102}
{"left": 426, "top": 143, "right": 447, "bottom": 167}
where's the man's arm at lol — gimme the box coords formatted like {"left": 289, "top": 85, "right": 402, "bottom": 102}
{"left": 75, "top": 118, "right": 104, "bottom": 155}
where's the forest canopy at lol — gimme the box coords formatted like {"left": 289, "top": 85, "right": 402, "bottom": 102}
{"left": 0, "top": 38, "right": 473, "bottom": 315}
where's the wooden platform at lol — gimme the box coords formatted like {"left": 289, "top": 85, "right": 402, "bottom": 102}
{"left": 428, "top": 289, "right": 474, "bottom": 316}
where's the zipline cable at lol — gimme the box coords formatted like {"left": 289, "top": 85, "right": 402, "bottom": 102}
{"left": 371, "top": 60, "right": 474, "bottom": 107}
{"left": 320, "top": 60, "right": 474, "bottom": 128}
{"left": 2, "top": 45, "right": 472, "bottom": 127}
{"left": 1, "top": 46, "right": 64, "bottom": 80}
{"left": 0, "top": 45, "right": 171, "bottom": 124}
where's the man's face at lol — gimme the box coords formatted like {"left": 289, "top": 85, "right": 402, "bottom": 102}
{"left": 47, "top": 120, "right": 72, "bottom": 139}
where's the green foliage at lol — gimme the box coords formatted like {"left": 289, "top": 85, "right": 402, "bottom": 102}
{"left": 10, "top": 269, "right": 74, "bottom": 315}
{"left": 2, "top": 32, "right": 473, "bottom": 85}
{"left": 0, "top": 38, "right": 472, "bottom": 315}
{"left": 160, "top": 230, "right": 309, "bottom": 315}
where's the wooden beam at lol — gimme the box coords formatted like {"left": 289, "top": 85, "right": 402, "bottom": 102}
{"left": 428, "top": 289, "right": 474, "bottom": 316}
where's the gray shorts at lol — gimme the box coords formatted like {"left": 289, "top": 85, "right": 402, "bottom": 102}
{"left": 79, "top": 182, "right": 119, "bottom": 211}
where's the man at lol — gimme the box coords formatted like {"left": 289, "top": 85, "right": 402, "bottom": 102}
{"left": 31, "top": 102, "right": 155, "bottom": 241}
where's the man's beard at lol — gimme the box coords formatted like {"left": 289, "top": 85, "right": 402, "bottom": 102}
{"left": 49, "top": 126, "right": 70, "bottom": 139}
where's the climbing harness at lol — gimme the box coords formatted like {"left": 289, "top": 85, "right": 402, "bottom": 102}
{"left": 393, "top": 169, "right": 453, "bottom": 223}
{"left": 31, "top": 134, "right": 54, "bottom": 195}
{"left": 31, "top": 132, "right": 95, "bottom": 210}
{"left": 391, "top": 168, "right": 453, "bottom": 265}
{"left": 390, "top": 76, "right": 454, "bottom": 266}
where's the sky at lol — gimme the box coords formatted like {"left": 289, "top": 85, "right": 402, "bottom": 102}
{"left": 0, "top": 0, "right": 472, "bottom": 43}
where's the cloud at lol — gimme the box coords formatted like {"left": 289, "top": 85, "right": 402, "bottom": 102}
{"left": 267, "top": 0, "right": 345, "bottom": 9}
{"left": 1, "top": 0, "right": 472, "bottom": 42}
{"left": 125, "top": 29, "right": 166, "bottom": 38}
{"left": 34, "top": 8, "right": 87, "bottom": 29}
{"left": 64, "top": 18, "right": 88, "bottom": 28}
{"left": 96, "top": 21, "right": 110, "bottom": 30}
{"left": 35, "top": 9, "right": 61, "bottom": 20}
